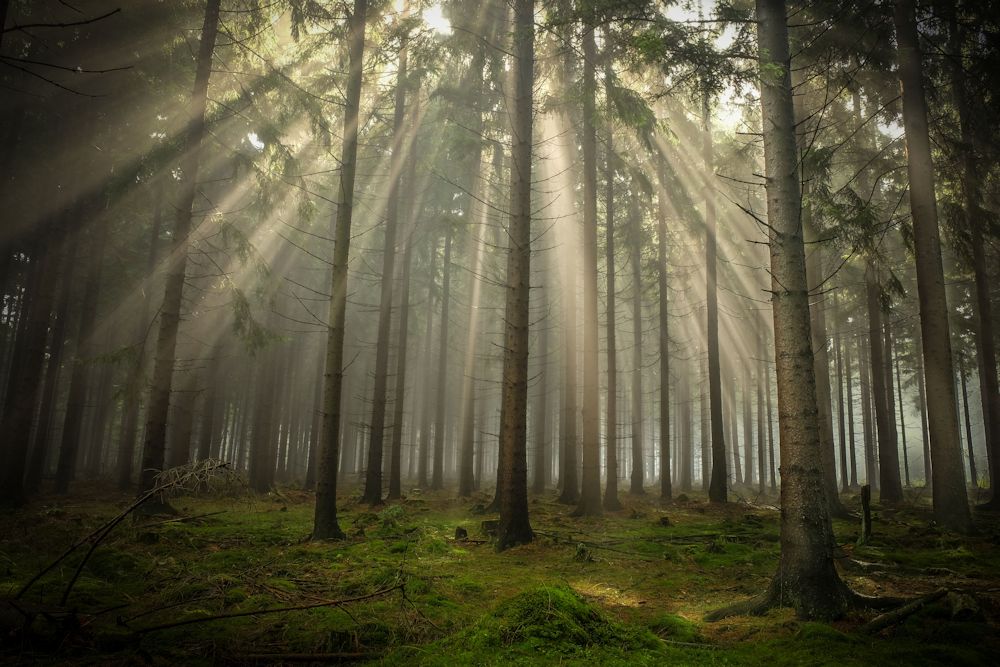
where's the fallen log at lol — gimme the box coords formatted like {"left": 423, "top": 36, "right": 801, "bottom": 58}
{"left": 858, "top": 588, "right": 947, "bottom": 634}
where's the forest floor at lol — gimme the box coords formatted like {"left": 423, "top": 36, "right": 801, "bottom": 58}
{"left": 1, "top": 480, "right": 999, "bottom": 666}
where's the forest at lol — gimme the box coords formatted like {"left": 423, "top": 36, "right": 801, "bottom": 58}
{"left": 1, "top": 0, "right": 999, "bottom": 664}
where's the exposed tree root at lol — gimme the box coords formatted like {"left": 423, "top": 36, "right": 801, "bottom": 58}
{"left": 705, "top": 578, "right": 903, "bottom": 622}
{"left": 704, "top": 589, "right": 776, "bottom": 622}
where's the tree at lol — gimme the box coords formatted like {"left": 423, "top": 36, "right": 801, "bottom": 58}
{"left": 628, "top": 193, "right": 645, "bottom": 496}
{"left": 656, "top": 157, "right": 671, "bottom": 501}
{"left": 575, "top": 21, "right": 603, "bottom": 517}
{"left": 704, "top": 89, "right": 727, "bottom": 504}
{"left": 892, "top": 0, "right": 971, "bottom": 532}
{"left": 138, "top": 0, "right": 221, "bottom": 498}
{"left": 865, "top": 262, "right": 904, "bottom": 503}
{"left": 710, "top": 0, "right": 855, "bottom": 620}
{"left": 313, "top": 0, "right": 368, "bottom": 540}
{"left": 361, "top": 31, "right": 409, "bottom": 507}
{"left": 944, "top": 4, "right": 1000, "bottom": 508}
{"left": 495, "top": 0, "right": 534, "bottom": 551}
{"left": 603, "top": 56, "right": 622, "bottom": 511}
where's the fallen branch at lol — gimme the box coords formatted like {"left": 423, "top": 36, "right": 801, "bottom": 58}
{"left": 858, "top": 588, "right": 947, "bottom": 634}
{"left": 134, "top": 584, "right": 403, "bottom": 635}
{"left": 134, "top": 510, "right": 228, "bottom": 530}
{"left": 15, "top": 460, "right": 231, "bottom": 603}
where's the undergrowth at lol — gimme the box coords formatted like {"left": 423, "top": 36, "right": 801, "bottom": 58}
{"left": 0, "top": 483, "right": 997, "bottom": 665}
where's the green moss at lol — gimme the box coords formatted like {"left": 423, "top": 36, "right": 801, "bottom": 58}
{"left": 648, "top": 612, "right": 704, "bottom": 643}
{"left": 449, "top": 585, "right": 661, "bottom": 654}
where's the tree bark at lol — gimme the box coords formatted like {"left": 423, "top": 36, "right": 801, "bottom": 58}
{"left": 417, "top": 284, "right": 435, "bottom": 489}
{"left": 361, "top": 41, "right": 409, "bottom": 506}
{"left": 879, "top": 319, "right": 903, "bottom": 499}
{"left": 865, "top": 266, "right": 902, "bottom": 502}
{"left": 495, "top": 0, "right": 534, "bottom": 551}
{"left": 628, "top": 197, "right": 645, "bottom": 497}
{"left": 458, "top": 44, "right": 487, "bottom": 499}
{"left": 893, "top": 334, "right": 910, "bottom": 487}
{"left": 859, "top": 332, "right": 878, "bottom": 489}
{"left": 749, "top": 0, "right": 850, "bottom": 618}
{"left": 845, "top": 332, "right": 858, "bottom": 488}
{"left": 574, "top": 23, "right": 602, "bottom": 517}
{"left": 313, "top": 0, "right": 367, "bottom": 540}
{"left": 431, "top": 228, "right": 452, "bottom": 490}
{"left": 892, "top": 0, "right": 971, "bottom": 531}
{"left": 389, "top": 95, "right": 422, "bottom": 501}
{"left": 945, "top": 8, "right": 1000, "bottom": 506}
{"left": 657, "top": 155, "right": 672, "bottom": 502}
{"left": 557, "top": 243, "right": 579, "bottom": 503}
{"left": 603, "top": 62, "right": 621, "bottom": 510}
{"left": 959, "top": 356, "right": 977, "bottom": 487}
{"left": 703, "top": 92, "right": 727, "bottom": 503}
{"left": 835, "top": 324, "right": 849, "bottom": 492}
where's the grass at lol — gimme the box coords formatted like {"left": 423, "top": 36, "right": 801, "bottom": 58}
{"left": 0, "top": 481, "right": 998, "bottom": 665}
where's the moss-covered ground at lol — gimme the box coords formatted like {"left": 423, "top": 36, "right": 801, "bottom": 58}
{"left": 1, "top": 482, "right": 998, "bottom": 665}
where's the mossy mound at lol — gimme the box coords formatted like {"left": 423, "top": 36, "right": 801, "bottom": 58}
{"left": 454, "top": 585, "right": 659, "bottom": 654}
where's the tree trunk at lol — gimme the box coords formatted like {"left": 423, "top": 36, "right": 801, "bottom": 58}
{"left": 417, "top": 286, "right": 435, "bottom": 490}
{"left": 703, "top": 92, "right": 727, "bottom": 503}
{"left": 892, "top": 0, "right": 971, "bottom": 532}
{"left": 681, "top": 362, "right": 693, "bottom": 492}
{"left": 701, "top": 365, "right": 711, "bottom": 490}
{"left": 496, "top": 0, "right": 534, "bottom": 550}
{"left": 603, "top": 65, "right": 621, "bottom": 510}
{"left": 389, "top": 100, "right": 422, "bottom": 500}
{"left": 916, "top": 353, "right": 932, "bottom": 486}
{"left": 728, "top": 372, "right": 742, "bottom": 486}
{"left": 138, "top": 0, "right": 221, "bottom": 497}
{"left": 765, "top": 345, "right": 777, "bottom": 491}
{"left": 882, "top": 320, "right": 902, "bottom": 493}
{"left": 794, "top": 69, "right": 847, "bottom": 517}
{"left": 748, "top": 0, "right": 850, "bottom": 617}
{"left": 835, "top": 326, "right": 849, "bottom": 492}
{"left": 313, "top": 0, "right": 367, "bottom": 539}
{"left": 845, "top": 332, "right": 858, "bottom": 488}
{"left": 305, "top": 365, "right": 322, "bottom": 490}
{"left": 757, "top": 334, "right": 767, "bottom": 494}
{"left": 361, "top": 42, "right": 409, "bottom": 506}
{"left": 959, "top": 356, "right": 977, "bottom": 488}
{"left": 893, "top": 335, "right": 910, "bottom": 487}
{"left": 532, "top": 302, "right": 549, "bottom": 494}
{"left": 573, "top": 23, "right": 602, "bottom": 516}
{"left": 945, "top": 9, "right": 1000, "bottom": 506}
{"left": 859, "top": 333, "right": 877, "bottom": 489}
{"left": 866, "top": 265, "right": 902, "bottom": 502}
{"left": 557, "top": 241, "right": 579, "bottom": 504}
{"left": 432, "top": 228, "right": 452, "bottom": 490}
{"left": 628, "top": 197, "right": 644, "bottom": 497}
{"left": 458, "top": 44, "right": 487, "bottom": 499}
{"left": 657, "top": 155, "right": 671, "bottom": 502}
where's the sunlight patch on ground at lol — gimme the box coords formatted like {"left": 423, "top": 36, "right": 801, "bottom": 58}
{"left": 571, "top": 580, "right": 644, "bottom": 608}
